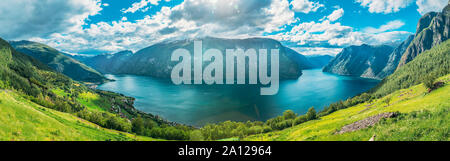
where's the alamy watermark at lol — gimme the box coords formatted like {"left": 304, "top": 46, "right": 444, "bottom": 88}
{"left": 170, "top": 41, "right": 279, "bottom": 95}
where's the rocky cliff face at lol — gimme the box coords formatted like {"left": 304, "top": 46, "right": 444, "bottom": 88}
{"left": 397, "top": 3, "right": 450, "bottom": 68}
{"left": 84, "top": 37, "right": 314, "bottom": 80}
{"left": 377, "top": 35, "right": 415, "bottom": 78}
{"left": 323, "top": 44, "right": 394, "bottom": 79}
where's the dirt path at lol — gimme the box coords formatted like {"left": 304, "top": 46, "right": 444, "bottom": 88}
{"left": 337, "top": 112, "right": 397, "bottom": 134}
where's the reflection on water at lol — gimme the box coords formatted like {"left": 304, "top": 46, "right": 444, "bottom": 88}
{"left": 97, "top": 69, "right": 379, "bottom": 126}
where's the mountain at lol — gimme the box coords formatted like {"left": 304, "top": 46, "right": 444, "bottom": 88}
{"left": 377, "top": 35, "right": 415, "bottom": 78}
{"left": 83, "top": 37, "right": 314, "bottom": 80}
{"left": 322, "top": 44, "right": 394, "bottom": 79}
{"left": 0, "top": 37, "right": 192, "bottom": 140}
{"left": 10, "top": 41, "right": 107, "bottom": 83}
{"left": 397, "top": 2, "right": 450, "bottom": 68}
{"left": 372, "top": 39, "right": 450, "bottom": 97}
{"left": 305, "top": 55, "right": 334, "bottom": 69}
{"left": 82, "top": 50, "right": 133, "bottom": 74}
{"left": 244, "top": 40, "right": 450, "bottom": 141}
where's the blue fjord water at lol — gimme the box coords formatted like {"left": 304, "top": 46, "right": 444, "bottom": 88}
{"left": 97, "top": 69, "right": 379, "bottom": 126}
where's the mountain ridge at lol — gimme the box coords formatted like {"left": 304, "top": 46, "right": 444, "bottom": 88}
{"left": 323, "top": 44, "right": 394, "bottom": 79}
{"left": 82, "top": 37, "right": 314, "bottom": 80}
{"left": 10, "top": 40, "right": 107, "bottom": 83}
{"left": 397, "top": 2, "right": 450, "bottom": 68}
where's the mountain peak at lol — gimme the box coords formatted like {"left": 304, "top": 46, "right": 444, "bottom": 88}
{"left": 444, "top": 1, "right": 450, "bottom": 15}
{"left": 397, "top": 2, "right": 450, "bottom": 68}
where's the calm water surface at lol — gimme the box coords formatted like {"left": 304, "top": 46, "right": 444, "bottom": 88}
{"left": 97, "top": 69, "right": 379, "bottom": 126}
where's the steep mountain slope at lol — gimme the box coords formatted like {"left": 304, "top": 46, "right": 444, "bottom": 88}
{"left": 83, "top": 37, "right": 314, "bottom": 80}
{"left": 372, "top": 39, "right": 450, "bottom": 97}
{"left": 10, "top": 41, "right": 107, "bottom": 83}
{"left": 322, "top": 44, "right": 394, "bottom": 79}
{"left": 377, "top": 35, "right": 415, "bottom": 78}
{"left": 83, "top": 50, "right": 133, "bottom": 74}
{"left": 305, "top": 55, "right": 334, "bottom": 69}
{"left": 397, "top": 2, "right": 450, "bottom": 67}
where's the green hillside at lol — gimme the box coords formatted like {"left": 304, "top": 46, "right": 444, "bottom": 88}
{"left": 241, "top": 40, "right": 450, "bottom": 141}
{"left": 10, "top": 41, "right": 107, "bottom": 83}
{"left": 0, "top": 90, "right": 158, "bottom": 141}
{"left": 244, "top": 74, "right": 449, "bottom": 141}
{"left": 0, "top": 37, "right": 192, "bottom": 141}
{"left": 371, "top": 39, "right": 450, "bottom": 97}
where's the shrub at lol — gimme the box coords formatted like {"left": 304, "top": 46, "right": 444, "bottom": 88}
{"left": 306, "top": 107, "right": 317, "bottom": 121}
{"left": 283, "top": 110, "right": 297, "bottom": 120}
{"left": 132, "top": 116, "right": 145, "bottom": 135}
{"left": 190, "top": 130, "right": 204, "bottom": 141}
{"left": 293, "top": 115, "right": 308, "bottom": 125}
{"left": 423, "top": 74, "right": 436, "bottom": 90}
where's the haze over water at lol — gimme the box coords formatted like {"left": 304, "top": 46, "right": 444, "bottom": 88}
{"left": 98, "top": 69, "right": 379, "bottom": 126}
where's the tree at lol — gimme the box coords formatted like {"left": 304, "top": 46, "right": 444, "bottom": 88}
{"left": 306, "top": 107, "right": 317, "bottom": 120}
{"left": 383, "top": 97, "right": 392, "bottom": 106}
{"left": 132, "top": 116, "right": 145, "bottom": 135}
{"left": 423, "top": 74, "right": 436, "bottom": 90}
{"left": 190, "top": 130, "right": 204, "bottom": 141}
{"left": 283, "top": 110, "right": 297, "bottom": 120}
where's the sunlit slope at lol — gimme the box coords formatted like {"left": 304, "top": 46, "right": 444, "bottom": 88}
{"left": 244, "top": 74, "right": 450, "bottom": 141}
{"left": 0, "top": 90, "right": 158, "bottom": 141}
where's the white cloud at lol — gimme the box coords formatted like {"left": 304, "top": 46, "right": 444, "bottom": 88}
{"left": 327, "top": 8, "right": 344, "bottom": 21}
{"left": 28, "top": 0, "right": 297, "bottom": 54}
{"left": 121, "top": 0, "right": 167, "bottom": 13}
{"left": 290, "top": 0, "right": 323, "bottom": 13}
{"left": 269, "top": 18, "right": 411, "bottom": 48}
{"left": 168, "top": 0, "right": 295, "bottom": 36}
{"left": 0, "top": 0, "right": 102, "bottom": 40}
{"left": 416, "top": 0, "right": 448, "bottom": 15}
{"left": 363, "top": 20, "right": 405, "bottom": 33}
{"left": 355, "top": 0, "right": 414, "bottom": 14}
{"left": 292, "top": 47, "right": 342, "bottom": 56}
{"left": 103, "top": 3, "right": 109, "bottom": 7}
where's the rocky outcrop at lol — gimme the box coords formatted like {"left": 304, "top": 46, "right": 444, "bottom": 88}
{"left": 337, "top": 112, "right": 397, "bottom": 134}
{"left": 323, "top": 44, "right": 394, "bottom": 79}
{"left": 397, "top": 2, "right": 450, "bottom": 68}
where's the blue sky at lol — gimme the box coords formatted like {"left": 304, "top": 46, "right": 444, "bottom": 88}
{"left": 0, "top": 0, "right": 448, "bottom": 56}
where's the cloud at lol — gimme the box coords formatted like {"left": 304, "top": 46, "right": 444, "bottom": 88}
{"left": 269, "top": 19, "right": 411, "bottom": 48}
{"left": 327, "top": 8, "right": 344, "bottom": 21}
{"left": 363, "top": 20, "right": 405, "bottom": 33}
{"left": 0, "top": 0, "right": 102, "bottom": 40}
{"left": 416, "top": 0, "right": 448, "bottom": 15}
{"left": 292, "top": 47, "right": 342, "bottom": 56}
{"left": 121, "top": 0, "right": 169, "bottom": 13}
{"left": 169, "top": 0, "right": 295, "bottom": 35}
{"left": 29, "top": 0, "right": 297, "bottom": 54}
{"left": 355, "top": 0, "right": 414, "bottom": 14}
{"left": 290, "top": 0, "right": 323, "bottom": 13}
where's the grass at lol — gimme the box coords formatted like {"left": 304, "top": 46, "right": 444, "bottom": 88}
{"left": 244, "top": 74, "right": 450, "bottom": 141}
{"left": 0, "top": 90, "right": 160, "bottom": 141}
{"left": 76, "top": 92, "right": 109, "bottom": 112}
{"left": 51, "top": 88, "right": 70, "bottom": 98}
